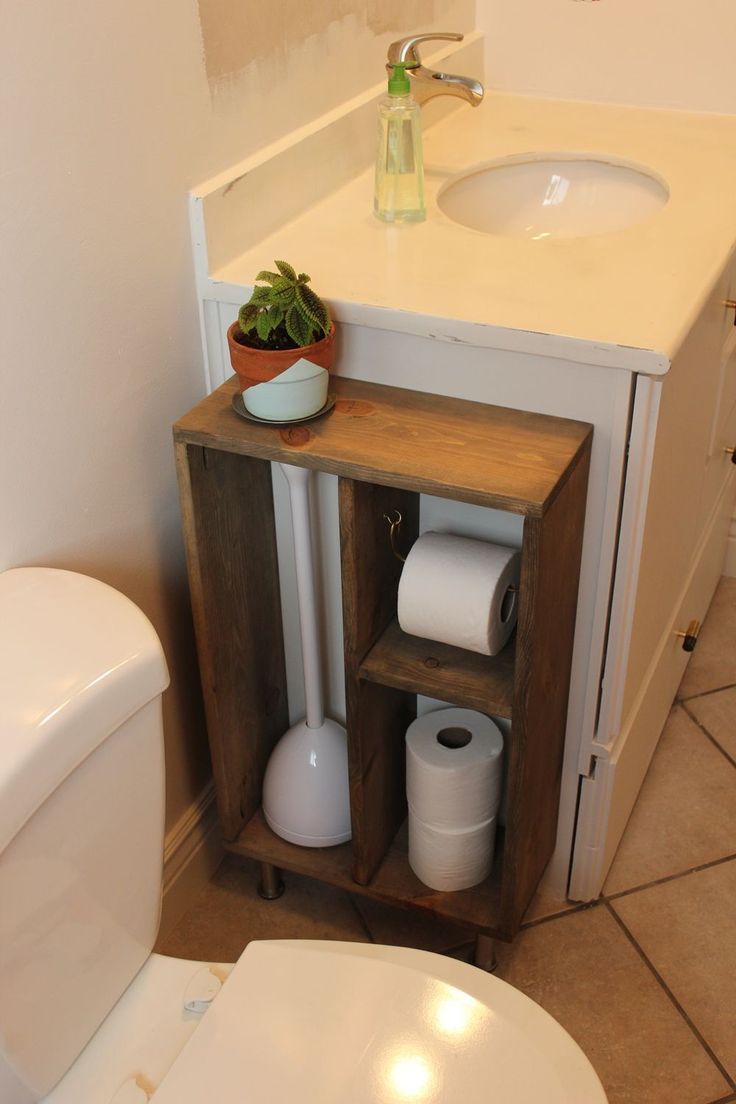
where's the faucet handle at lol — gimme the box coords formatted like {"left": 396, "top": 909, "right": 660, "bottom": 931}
{"left": 387, "top": 32, "right": 464, "bottom": 67}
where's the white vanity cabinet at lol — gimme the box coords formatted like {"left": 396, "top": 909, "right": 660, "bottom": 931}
{"left": 190, "top": 79, "right": 736, "bottom": 900}
{"left": 199, "top": 275, "right": 736, "bottom": 901}
{"left": 572, "top": 252, "right": 736, "bottom": 897}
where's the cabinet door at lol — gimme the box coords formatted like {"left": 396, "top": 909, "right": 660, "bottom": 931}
{"left": 570, "top": 253, "right": 736, "bottom": 901}
{"left": 572, "top": 470, "right": 733, "bottom": 901}
{"left": 700, "top": 330, "right": 736, "bottom": 535}
{"left": 621, "top": 261, "right": 736, "bottom": 722}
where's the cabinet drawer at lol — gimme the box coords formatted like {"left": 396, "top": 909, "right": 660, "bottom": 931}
{"left": 709, "top": 329, "right": 736, "bottom": 455}
{"left": 661, "top": 470, "right": 734, "bottom": 706}
{"left": 596, "top": 479, "right": 731, "bottom": 888}
{"left": 700, "top": 389, "right": 736, "bottom": 537}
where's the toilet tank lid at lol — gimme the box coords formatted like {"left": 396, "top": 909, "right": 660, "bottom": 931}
{"left": 0, "top": 568, "right": 170, "bottom": 852}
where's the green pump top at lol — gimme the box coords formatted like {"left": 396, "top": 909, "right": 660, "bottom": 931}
{"left": 387, "top": 62, "right": 412, "bottom": 96}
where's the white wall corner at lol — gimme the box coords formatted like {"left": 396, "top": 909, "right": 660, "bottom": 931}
{"left": 159, "top": 780, "right": 223, "bottom": 942}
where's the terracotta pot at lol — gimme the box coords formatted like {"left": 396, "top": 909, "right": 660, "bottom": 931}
{"left": 227, "top": 321, "right": 337, "bottom": 392}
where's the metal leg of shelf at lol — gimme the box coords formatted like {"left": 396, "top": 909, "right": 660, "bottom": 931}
{"left": 258, "top": 862, "right": 285, "bottom": 900}
{"left": 473, "top": 934, "right": 498, "bottom": 973}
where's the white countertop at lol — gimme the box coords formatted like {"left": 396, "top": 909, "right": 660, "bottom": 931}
{"left": 210, "top": 92, "right": 736, "bottom": 374}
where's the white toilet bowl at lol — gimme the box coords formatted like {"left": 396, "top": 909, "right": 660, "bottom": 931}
{"left": 0, "top": 569, "right": 607, "bottom": 1103}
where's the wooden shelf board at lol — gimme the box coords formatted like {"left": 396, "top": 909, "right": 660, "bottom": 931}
{"left": 174, "top": 376, "right": 592, "bottom": 517}
{"left": 359, "top": 619, "right": 514, "bottom": 718}
{"left": 226, "top": 810, "right": 507, "bottom": 937}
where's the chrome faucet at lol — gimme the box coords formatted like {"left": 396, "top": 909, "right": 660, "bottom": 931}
{"left": 386, "top": 33, "right": 484, "bottom": 107}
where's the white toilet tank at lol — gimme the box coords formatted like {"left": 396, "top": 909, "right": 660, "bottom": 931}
{"left": 0, "top": 568, "right": 170, "bottom": 1103}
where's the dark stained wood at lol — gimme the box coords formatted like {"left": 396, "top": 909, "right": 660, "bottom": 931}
{"left": 174, "top": 378, "right": 593, "bottom": 942}
{"left": 339, "top": 479, "right": 419, "bottom": 884}
{"left": 174, "top": 376, "right": 593, "bottom": 517}
{"left": 502, "top": 443, "right": 592, "bottom": 929}
{"left": 360, "top": 618, "right": 515, "bottom": 718}
{"left": 367, "top": 820, "right": 505, "bottom": 936}
{"left": 228, "top": 808, "right": 356, "bottom": 887}
{"left": 175, "top": 443, "right": 289, "bottom": 840}
{"left": 227, "top": 811, "right": 504, "bottom": 936}
{"left": 338, "top": 480, "right": 419, "bottom": 663}
{"left": 473, "top": 934, "right": 498, "bottom": 972}
{"left": 346, "top": 681, "right": 415, "bottom": 885}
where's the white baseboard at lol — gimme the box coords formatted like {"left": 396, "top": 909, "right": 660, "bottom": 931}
{"left": 158, "top": 780, "right": 223, "bottom": 942}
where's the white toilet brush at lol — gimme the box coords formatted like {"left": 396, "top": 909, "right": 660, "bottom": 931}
{"left": 262, "top": 463, "right": 352, "bottom": 847}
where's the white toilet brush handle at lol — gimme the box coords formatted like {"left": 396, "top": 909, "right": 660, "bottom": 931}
{"left": 280, "top": 463, "right": 325, "bottom": 729}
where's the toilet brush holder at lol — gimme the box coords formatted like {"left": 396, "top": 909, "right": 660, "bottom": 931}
{"left": 263, "top": 717, "right": 351, "bottom": 846}
{"left": 262, "top": 463, "right": 351, "bottom": 848}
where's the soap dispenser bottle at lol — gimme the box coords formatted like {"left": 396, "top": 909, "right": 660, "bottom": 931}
{"left": 374, "top": 62, "right": 425, "bottom": 223}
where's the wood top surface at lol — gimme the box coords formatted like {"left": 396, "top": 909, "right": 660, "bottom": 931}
{"left": 174, "top": 376, "right": 593, "bottom": 515}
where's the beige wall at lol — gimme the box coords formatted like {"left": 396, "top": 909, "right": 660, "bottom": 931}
{"left": 200, "top": 0, "right": 467, "bottom": 81}
{"left": 479, "top": 0, "right": 736, "bottom": 113}
{"left": 199, "top": 0, "right": 474, "bottom": 175}
{"left": 2, "top": 0, "right": 472, "bottom": 834}
{"left": 1, "top": 1, "right": 214, "bottom": 830}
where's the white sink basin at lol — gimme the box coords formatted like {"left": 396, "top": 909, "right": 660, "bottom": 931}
{"left": 437, "top": 154, "right": 669, "bottom": 239}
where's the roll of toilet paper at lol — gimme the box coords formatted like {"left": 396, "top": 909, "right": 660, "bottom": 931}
{"left": 406, "top": 707, "right": 504, "bottom": 829}
{"left": 397, "top": 532, "right": 521, "bottom": 656}
{"left": 408, "top": 813, "right": 497, "bottom": 892}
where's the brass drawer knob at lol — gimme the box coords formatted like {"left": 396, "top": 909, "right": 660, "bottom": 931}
{"left": 674, "top": 619, "right": 701, "bottom": 652}
{"left": 725, "top": 298, "right": 736, "bottom": 325}
{"left": 726, "top": 446, "right": 736, "bottom": 464}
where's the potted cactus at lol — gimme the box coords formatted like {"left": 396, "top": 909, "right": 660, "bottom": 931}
{"left": 227, "top": 261, "right": 336, "bottom": 421}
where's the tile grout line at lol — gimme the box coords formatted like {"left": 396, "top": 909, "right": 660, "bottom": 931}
{"left": 605, "top": 900, "right": 736, "bottom": 1092}
{"left": 521, "top": 899, "right": 597, "bottom": 931}
{"left": 603, "top": 852, "right": 736, "bottom": 904}
{"left": 708, "top": 1094, "right": 736, "bottom": 1104}
{"left": 677, "top": 679, "right": 736, "bottom": 703}
{"left": 681, "top": 700, "right": 736, "bottom": 770}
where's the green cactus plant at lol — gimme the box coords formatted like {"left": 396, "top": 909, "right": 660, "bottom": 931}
{"left": 236, "top": 261, "right": 331, "bottom": 350}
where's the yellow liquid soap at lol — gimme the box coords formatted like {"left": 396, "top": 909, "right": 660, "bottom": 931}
{"left": 374, "top": 67, "right": 425, "bottom": 224}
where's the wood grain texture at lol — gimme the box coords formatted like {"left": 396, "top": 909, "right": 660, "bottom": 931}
{"left": 175, "top": 443, "right": 289, "bottom": 840}
{"left": 339, "top": 478, "right": 418, "bottom": 884}
{"left": 174, "top": 376, "right": 593, "bottom": 516}
{"left": 502, "top": 441, "right": 592, "bottom": 928}
{"left": 339, "top": 479, "right": 419, "bottom": 664}
{"left": 174, "top": 382, "right": 592, "bottom": 941}
{"left": 360, "top": 618, "right": 515, "bottom": 718}
{"left": 227, "top": 812, "right": 504, "bottom": 936}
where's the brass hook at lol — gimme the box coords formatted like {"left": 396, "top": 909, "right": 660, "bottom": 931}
{"left": 383, "top": 509, "right": 407, "bottom": 563}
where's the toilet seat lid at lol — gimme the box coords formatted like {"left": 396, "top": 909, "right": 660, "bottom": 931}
{"left": 150, "top": 940, "right": 606, "bottom": 1103}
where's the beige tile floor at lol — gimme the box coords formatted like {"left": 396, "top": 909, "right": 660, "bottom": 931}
{"left": 158, "top": 577, "right": 736, "bottom": 1104}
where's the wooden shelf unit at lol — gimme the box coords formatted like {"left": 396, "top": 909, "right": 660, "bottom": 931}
{"left": 174, "top": 375, "right": 592, "bottom": 941}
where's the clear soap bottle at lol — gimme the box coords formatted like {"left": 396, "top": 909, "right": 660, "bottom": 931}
{"left": 374, "top": 62, "right": 425, "bottom": 223}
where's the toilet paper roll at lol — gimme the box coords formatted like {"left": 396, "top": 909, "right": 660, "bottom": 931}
{"left": 408, "top": 813, "right": 497, "bottom": 892}
{"left": 406, "top": 708, "right": 504, "bottom": 829}
{"left": 397, "top": 532, "right": 521, "bottom": 656}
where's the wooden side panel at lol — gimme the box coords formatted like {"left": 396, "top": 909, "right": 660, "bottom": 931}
{"left": 347, "top": 682, "right": 417, "bottom": 885}
{"left": 502, "top": 440, "right": 592, "bottom": 930}
{"left": 339, "top": 478, "right": 419, "bottom": 884}
{"left": 339, "top": 478, "right": 419, "bottom": 662}
{"left": 175, "top": 442, "right": 289, "bottom": 840}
